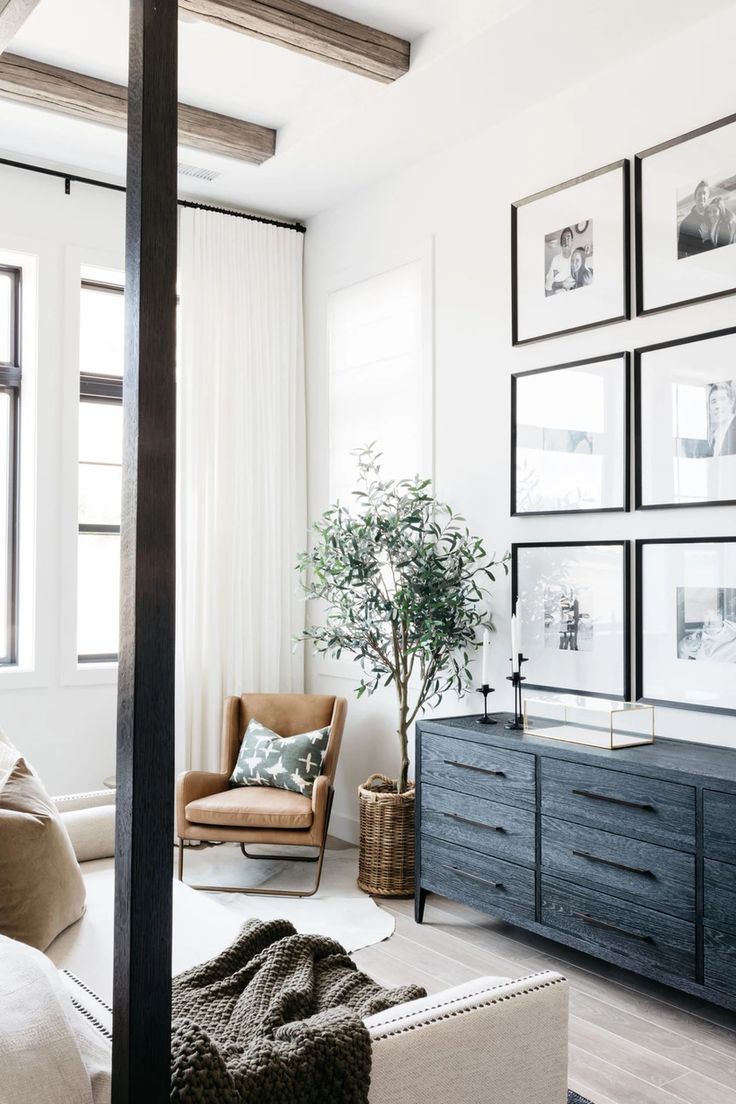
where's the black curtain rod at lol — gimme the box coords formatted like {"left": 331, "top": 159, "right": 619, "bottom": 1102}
{"left": 0, "top": 155, "right": 307, "bottom": 234}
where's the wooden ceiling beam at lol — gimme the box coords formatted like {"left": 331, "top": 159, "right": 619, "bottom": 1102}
{"left": 179, "top": 0, "right": 410, "bottom": 83}
{"left": 0, "top": 52, "right": 276, "bottom": 164}
{"left": 0, "top": 0, "right": 41, "bottom": 54}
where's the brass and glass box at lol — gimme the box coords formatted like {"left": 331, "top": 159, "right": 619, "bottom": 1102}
{"left": 523, "top": 693, "right": 655, "bottom": 750}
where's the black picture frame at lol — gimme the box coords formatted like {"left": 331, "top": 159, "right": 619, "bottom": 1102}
{"left": 512, "top": 540, "right": 631, "bottom": 700}
{"left": 635, "top": 112, "right": 736, "bottom": 316}
{"left": 511, "top": 351, "right": 630, "bottom": 516}
{"left": 636, "top": 537, "right": 736, "bottom": 717}
{"left": 634, "top": 325, "right": 736, "bottom": 511}
{"left": 511, "top": 159, "right": 631, "bottom": 346}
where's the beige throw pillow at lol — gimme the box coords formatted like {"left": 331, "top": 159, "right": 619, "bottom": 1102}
{"left": 0, "top": 739, "right": 86, "bottom": 951}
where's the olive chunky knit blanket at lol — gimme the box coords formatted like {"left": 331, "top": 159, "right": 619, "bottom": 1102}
{"left": 170, "top": 918, "right": 426, "bottom": 1103}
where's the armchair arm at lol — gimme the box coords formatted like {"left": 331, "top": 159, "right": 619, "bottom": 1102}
{"left": 366, "top": 971, "right": 568, "bottom": 1104}
{"left": 176, "top": 770, "right": 230, "bottom": 836}
{"left": 310, "top": 774, "right": 333, "bottom": 840}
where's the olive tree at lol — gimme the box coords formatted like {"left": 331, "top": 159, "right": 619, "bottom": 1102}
{"left": 297, "top": 448, "right": 508, "bottom": 793}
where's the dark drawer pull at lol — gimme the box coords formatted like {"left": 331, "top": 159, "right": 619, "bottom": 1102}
{"left": 572, "top": 788, "right": 654, "bottom": 812}
{"left": 442, "top": 864, "right": 504, "bottom": 891}
{"left": 575, "top": 912, "right": 653, "bottom": 943}
{"left": 444, "top": 811, "right": 505, "bottom": 833}
{"left": 572, "top": 849, "right": 654, "bottom": 879}
{"left": 445, "top": 759, "right": 506, "bottom": 777}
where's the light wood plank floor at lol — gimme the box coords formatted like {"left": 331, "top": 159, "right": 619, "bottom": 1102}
{"left": 353, "top": 890, "right": 736, "bottom": 1104}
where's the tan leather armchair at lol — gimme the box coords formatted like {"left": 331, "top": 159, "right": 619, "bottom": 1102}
{"left": 176, "top": 693, "right": 347, "bottom": 897}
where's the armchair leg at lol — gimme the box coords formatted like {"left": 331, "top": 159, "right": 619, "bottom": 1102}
{"left": 179, "top": 790, "right": 335, "bottom": 898}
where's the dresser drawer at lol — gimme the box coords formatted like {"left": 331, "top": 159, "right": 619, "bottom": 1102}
{"left": 704, "top": 928, "right": 736, "bottom": 998}
{"left": 541, "top": 876, "right": 696, "bottom": 981}
{"left": 704, "top": 858, "right": 736, "bottom": 933}
{"left": 421, "top": 836, "right": 535, "bottom": 922}
{"left": 541, "top": 758, "right": 695, "bottom": 852}
{"left": 703, "top": 790, "right": 736, "bottom": 864}
{"left": 421, "top": 731, "right": 535, "bottom": 809}
{"left": 541, "top": 816, "right": 695, "bottom": 921}
{"left": 421, "top": 782, "right": 535, "bottom": 865}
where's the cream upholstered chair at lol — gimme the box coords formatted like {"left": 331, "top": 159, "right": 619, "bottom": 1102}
{"left": 176, "top": 693, "right": 347, "bottom": 897}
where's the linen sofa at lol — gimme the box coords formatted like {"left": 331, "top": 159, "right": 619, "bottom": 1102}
{"left": 45, "top": 790, "right": 569, "bottom": 1104}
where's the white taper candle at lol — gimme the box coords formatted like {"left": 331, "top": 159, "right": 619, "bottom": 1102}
{"left": 481, "top": 627, "right": 491, "bottom": 685}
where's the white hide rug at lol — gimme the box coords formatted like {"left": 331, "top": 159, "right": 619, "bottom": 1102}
{"left": 181, "top": 841, "right": 395, "bottom": 954}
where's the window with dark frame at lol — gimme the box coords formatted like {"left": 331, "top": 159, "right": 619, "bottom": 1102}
{"left": 0, "top": 265, "right": 21, "bottom": 666}
{"left": 77, "top": 278, "right": 124, "bottom": 664}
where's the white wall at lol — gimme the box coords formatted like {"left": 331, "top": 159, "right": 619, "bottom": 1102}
{"left": 303, "top": 6, "right": 736, "bottom": 841}
{"left": 0, "top": 166, "right": 124, "bottom": 794}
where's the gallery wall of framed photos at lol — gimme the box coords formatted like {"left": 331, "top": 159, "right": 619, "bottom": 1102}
{"left": 509, "top": 109, "right": 736, "bottom": 722}
{"left": 304, "top": 3, "right": 736, "bottom": 787}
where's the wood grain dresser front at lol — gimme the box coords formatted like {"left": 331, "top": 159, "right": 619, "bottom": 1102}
{"left": 415, "top": 715, "right": 736, "bottom": 1011}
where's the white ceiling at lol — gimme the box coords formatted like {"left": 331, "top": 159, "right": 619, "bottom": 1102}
{"left": 0, "top": 0, "right": 733, "bottom": 221}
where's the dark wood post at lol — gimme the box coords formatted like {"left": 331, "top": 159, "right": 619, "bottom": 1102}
{"left": 112, "top": 1, "right": 178, "bottom": 1100}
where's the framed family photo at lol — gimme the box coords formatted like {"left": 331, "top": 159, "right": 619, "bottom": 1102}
{"left": 511, "top": 352, "right": 629, "bottom": 515}
{"left": 636, "top": 538, "right": 736, "bottom": 716}
{"left": 511, "top": 160, "right": 630, "bottom": 345}
{"left": 512, "top": 541, "right": 630, "bottom": 699}
{"left": 635, "top": 326, "right": 736, "bottom": 510}
{"left": 636, "top": 113, "right": 736, "bottom": 315}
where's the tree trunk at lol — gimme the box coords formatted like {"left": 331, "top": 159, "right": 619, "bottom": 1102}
{"left": 397, "top": 699, "right": 409, "bottom": 794}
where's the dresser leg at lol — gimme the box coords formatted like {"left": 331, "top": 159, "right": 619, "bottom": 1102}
{"left": 415, "top": 887, "right": 427, "bottom": 924}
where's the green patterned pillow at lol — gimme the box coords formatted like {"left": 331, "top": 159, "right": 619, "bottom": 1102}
{"left": 229, "top": 719, "right": 330, "bottom": 797}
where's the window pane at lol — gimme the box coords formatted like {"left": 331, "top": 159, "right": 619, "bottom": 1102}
{"left": 0, "top": 272, "right": 12, "bottom": 364}
{"left": 0, "top": 392, "right": 10, "bottom": 659}
{"left": 80, "top": 287, "right": 124, "bottom": 376}
{"left": 79, "top": 400, "right": 123, "bottom": 465}
{"left": 77, "top": 533, "right": 120, "bottom": 657}
{"left": 79, "top": 465, "right": 122, "bottom": 526}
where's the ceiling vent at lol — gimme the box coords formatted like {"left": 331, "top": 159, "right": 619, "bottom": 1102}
{"left": 177, "top": 162, "right": 220, "bottom": 182}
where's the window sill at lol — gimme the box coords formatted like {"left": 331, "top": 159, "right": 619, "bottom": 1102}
{"left": 61, "top": 662, "right": 118, "bottom": 688}
{"left": 0, "top": 666, "right": 43, "bottom": 689}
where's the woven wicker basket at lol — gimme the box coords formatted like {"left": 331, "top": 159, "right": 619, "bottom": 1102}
{"left": 357, "top": 773, "right": 415, "bottom": 897}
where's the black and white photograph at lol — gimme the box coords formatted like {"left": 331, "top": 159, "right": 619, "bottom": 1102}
{"left": 512, "top": 541, "right": 629, "bottom": 699}
{"left": 512, "top": 160, "right": 629, "bottom": 344}
{"left": 637, "top": 538, "right": 736, "bottom": 714}
{"left": 635, "top": 327, "right": 736, "bottom": 509}
{"left": 677, "top": 177, "right": 736, "bottom": 259}
{"left": 544, "top": 221, "right": 593, "bottom": 296}
{"left": 543, "top": 584, "right": 593, "bottom": 652}
{"left": 676, "top": 586, "right": 736, "bottom": 664}
{"left": 512, "top": 353, "right": 629, "bottom": 515}
{"left": 636, "top": 113, "right": 736, "bottom": 313}
{"left": 674, "top": 378, "right": 736, "bottom": 458}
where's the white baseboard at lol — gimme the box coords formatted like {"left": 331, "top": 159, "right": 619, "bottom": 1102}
{"left": 329, "top": 809, "right": 359, "bottom": 846}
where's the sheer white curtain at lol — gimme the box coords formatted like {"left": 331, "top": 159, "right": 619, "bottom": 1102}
{"left": 176, "top": 208, "right": 306, "bottom": 772}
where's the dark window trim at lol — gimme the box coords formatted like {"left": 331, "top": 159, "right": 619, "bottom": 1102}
{"left": 80, "top": 374, "right": 123, "bottom": 402}
{"left": 79, "top": 523, "right": 121, "bottom": 535}
{"left": 81, "top": 278, "right": 125, "bottom": 296}
{"left": 0, "top": 264, "right": 21, "bottom": 667}
{"left": 78, "top": 351, "right": 123, "bottom": 665}
{"left": 78, "top": 652, "right": 118, "bottom": 666}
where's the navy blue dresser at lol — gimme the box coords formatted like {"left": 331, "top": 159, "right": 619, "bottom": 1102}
{"left": 415, "top": 715, "right": 736, "bottom": 1010}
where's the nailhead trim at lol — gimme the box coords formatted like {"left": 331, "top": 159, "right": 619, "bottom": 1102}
{"left": 54, "top": 790, "right": 111, "bottom": 805}
{"left": 68, "top": 996, "right": 113, "bottom": 1041}
{"left": 62, "top": 969, "right": 113, "bottom": 1014}
{"left": 368, "top": 972, "right": 567, "bottom": 1038}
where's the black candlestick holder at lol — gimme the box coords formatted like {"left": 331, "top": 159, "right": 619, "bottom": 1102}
{"left": 505, "top": 654, "right": 528, "bottom": 731}
{"left": 476, "top": 684, "right": 496, "bottom": 725}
